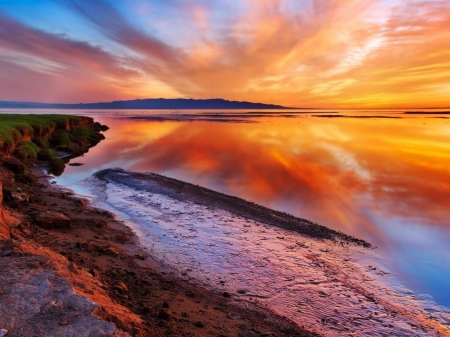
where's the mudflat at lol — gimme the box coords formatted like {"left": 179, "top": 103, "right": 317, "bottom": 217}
{"left": 0, "top": 165, "right": 318, "bottom": 337}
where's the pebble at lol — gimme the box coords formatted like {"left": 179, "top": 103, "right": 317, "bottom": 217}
{"left": 0, "top": 329, "right": 7, "bottom": 337}
{"left": 193, "top": 321, "right": 204, "bottom": 328}
{"left": 158, "top": 308, "right": 171, "bottom": 320}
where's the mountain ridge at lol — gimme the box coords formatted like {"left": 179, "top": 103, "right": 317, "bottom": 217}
{"left": 0, "top": 98, "right": 292, "bottom": 110}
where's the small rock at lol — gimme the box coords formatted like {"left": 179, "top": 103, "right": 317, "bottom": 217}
{"left": 88, "top": 268, "right": 99, "bottom": 277}
{"left": 132, "top": 327, "right": 144, "bottom": 337}
{"left": 68, "top": 262, "right": 79, "bottom": 274}
{"left": 158, "top": 308, "right": 171, "bottom": 320}
{"left": 115, "top": 282, "right": 128, "bottom": 293}
{"left": 0, "top": 328, "right": 8, "bottom": 337}
{"left": 105, "top": 246, "right": 119, "bottom": 257}
{"left": 92, "top": 219, "right": 107, "bottom": 228}
{"left": 185, "top": 291, "right": 195, "bottom": 298}
{"left": 193, "top": 321, "right": 205, "bottom": 328}
{"left": 115, "top": 234, "right": 130, "bottom": 243}
{"left": 4, "top": 188, "right": 29, "bottom": 203}
{"left": 75, "top": 199, "right": 86, "bottom": 207}
{"left": 134, "top": 251, "right": 147, "bottom": 260}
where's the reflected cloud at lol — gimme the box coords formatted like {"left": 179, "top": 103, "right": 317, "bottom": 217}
{"left": 65, "top": 116, "right": 450, "bottom": 247}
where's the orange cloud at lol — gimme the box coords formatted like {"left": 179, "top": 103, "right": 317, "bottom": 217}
{"left": 1, "top": 1, "right": 450, "bottom": 107}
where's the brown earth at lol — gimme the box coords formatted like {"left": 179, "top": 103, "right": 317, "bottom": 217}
{"left": 0, "top": 163, "right": 321, "bottom": 337}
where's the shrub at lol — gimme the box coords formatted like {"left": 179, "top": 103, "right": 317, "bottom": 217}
{"left": 37, "top": 148, "right": 56, "bottom": 161}
{"left": 49, "top": 157, "right": 65, "bottom": 176}
{"left": 51, "top": 130, "right": 72, "bottom": 147}
{"left": 14, "top": 141, "right": 39, "bottom": 160}
{"left": 33, "top": 137, "right": 50, "bottom": 148}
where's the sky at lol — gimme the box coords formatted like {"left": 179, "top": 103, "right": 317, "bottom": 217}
{"left": 0, "top": 0, "right": 449, "bottom": 108}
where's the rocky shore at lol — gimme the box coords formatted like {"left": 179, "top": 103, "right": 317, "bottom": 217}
{"left": 0, "top": 115, "right": 319, "bottom": 337}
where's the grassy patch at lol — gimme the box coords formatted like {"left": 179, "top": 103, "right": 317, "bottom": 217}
{"left": 37, "top": 148, "right": 56, "bottom": 161}
{"left": 33, "top": 137, "right": 50, "bottom": 148}
{"left": 72, "top": 126, "right": 105, "bottom": 144}
{"left": 14, "top": 141, "right": 39, "bottom": 160}
{"left": 0, "top": 114, "right": 105, "bottom": 175}
{"left": 0, "top": 114, "right": 86, "bottom": 150}
{"left": 49, "top": 157, "right": 66, "bottom": 176}
{"left": 52, "top": 130, "right": 72, "bottom": 147}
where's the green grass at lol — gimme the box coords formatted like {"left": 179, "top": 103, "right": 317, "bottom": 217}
{"left": 14, "top": 141, "right": 39, "bottom": 160}
{"left": 33, "top": 137, "right": 50, "bottom": 148}
{"left": 0, "top": 114, "right": 104, "bottom": 176}
{"left": 0, "top": 114, "right": 85, "bottom": 149}
{"left": 0, "top": 114, "right": 103, "bottom": 175}
{"left": 37, "top": 148, "right": 56, "bottom": 161}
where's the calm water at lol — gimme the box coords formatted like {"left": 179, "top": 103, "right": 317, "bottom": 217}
{"left": 4, "top": 109, "right": 450, "bottom": 307}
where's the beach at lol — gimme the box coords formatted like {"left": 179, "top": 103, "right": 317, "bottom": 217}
{"left": 0, "top": 161, "right": 321, "bottom": 336}
{"left": 2, "top": 163, "right": 449, "bottom": 336}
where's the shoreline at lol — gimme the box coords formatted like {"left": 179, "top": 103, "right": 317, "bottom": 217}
{"left": 71, "top": 168, "right": 450, "bottom": 336}
{"left": 1, "top": 165, "right": 449, "bottom": 336}
{"left": 0, "top": 164, "right": 320, "bottom": 336}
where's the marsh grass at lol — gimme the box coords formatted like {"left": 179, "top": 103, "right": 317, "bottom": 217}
{"left": 0, "top": 114, "right": 83, "bottom": 146}
{"left": 14, "top": 141, "right": 39, "bottom": 160}
{"left": 0, "top": 114, "right": 100, "bottom": 175}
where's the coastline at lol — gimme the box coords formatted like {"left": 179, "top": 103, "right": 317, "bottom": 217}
{"left": 0, "top": 115, "right": 449, "bottom": 336}
{"left": 0, "top": 166, "right": 319, "bottom": 336}
{"left": 72, "top": 169, "right": 450, "bottom": 336}
{"left": 1, "top": 166, "right": 450, "bottom": 336}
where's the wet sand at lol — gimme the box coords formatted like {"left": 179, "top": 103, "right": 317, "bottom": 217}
{"left": 72, "top": 169, "right": 450, "bottom": 337}
{"left": 1, "top": 162, "right": 450, "bottom": 336}
{"left": 0, "top": 165, "right": 318, "bottom": 336}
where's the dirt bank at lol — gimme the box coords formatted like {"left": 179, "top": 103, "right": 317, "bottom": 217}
{"left": 0, "top": 161, "right": 319, "bottom": 336}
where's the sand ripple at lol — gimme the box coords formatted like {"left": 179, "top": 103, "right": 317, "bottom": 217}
{"left": 72, "top": 170, "right": 450, "bottom": 336}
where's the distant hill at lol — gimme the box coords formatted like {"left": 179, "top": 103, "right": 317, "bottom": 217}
{"left": 0, "top": 98, "right": 290, "bottom": 110}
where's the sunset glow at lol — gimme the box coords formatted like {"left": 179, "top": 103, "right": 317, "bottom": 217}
{"left": 1, "top": 0, "right": 449, "bottom": 108}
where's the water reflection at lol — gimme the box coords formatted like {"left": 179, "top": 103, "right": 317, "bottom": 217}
{"left": 57, "top": 113, "right": 450, "bottom": 306}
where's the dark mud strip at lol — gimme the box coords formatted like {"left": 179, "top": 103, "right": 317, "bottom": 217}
{"left": 404, "top": 111, "right": 450, "bottom": 114}
{"left": 96, "top": 168, "right": 370, "bottom": 247}
{"left": 313, "top": 115, "right": 401, "bottom": 119}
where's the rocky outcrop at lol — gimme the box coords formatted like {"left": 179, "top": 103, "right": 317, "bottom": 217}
{"left": 0, "top": 240, "right": 135, "bottom": 337}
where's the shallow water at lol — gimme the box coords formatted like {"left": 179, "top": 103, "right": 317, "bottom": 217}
{"left": 71, "top": 170, "right": 450, "bottom": 336}
{"left": 2, "top": 108, "right": 449, "bottom": 309}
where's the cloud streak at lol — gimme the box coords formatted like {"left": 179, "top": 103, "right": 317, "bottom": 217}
{"left": 0, "top": 0, "right": 449, "bottom": 107}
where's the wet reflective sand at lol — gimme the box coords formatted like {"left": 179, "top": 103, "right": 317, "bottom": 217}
{"left": 72, "top": 169, "right": 450, "bottom": 336}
